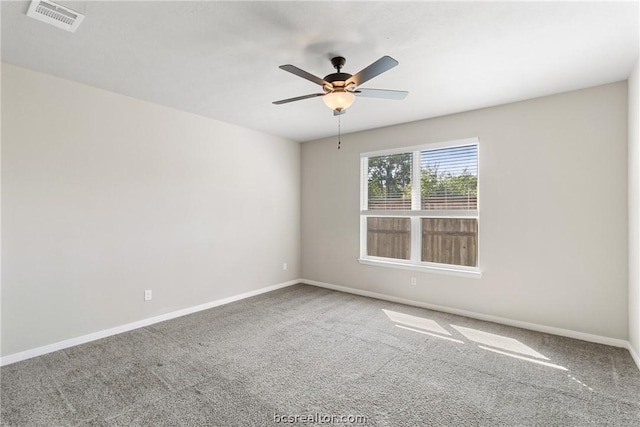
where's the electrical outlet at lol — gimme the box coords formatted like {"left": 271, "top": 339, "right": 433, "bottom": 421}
{"left": 144, "top": 290, "right": 152, "bottom": 301}
{"left": 283, "top": 262, "right": 288, "bottom": 270}
{"left": 410, "top": 277, "right": 417, "bottom": 286}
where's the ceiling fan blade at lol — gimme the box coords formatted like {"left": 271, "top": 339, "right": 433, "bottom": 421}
{"left": 355, "top": 88, "right": 408, "bottom": 100}
{"left": 333, "top": 109, "right": 347, "bottom": 116}
{"left": 346, "top": 56, "right": 399, "bottom": 87}
{"left": 279, "top": 64, "right": 330, "bottom": 87}
{"left": 272, "top": 93, "right": 325, "bottom": 105}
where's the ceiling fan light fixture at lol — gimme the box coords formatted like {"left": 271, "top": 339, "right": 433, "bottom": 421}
{"left": 323, "top": 91, "right": 355, "bottom": 112}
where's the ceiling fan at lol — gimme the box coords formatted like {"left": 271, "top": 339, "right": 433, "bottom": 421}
{"left": 273, "top": 56, "right": 408, "bottom": 115}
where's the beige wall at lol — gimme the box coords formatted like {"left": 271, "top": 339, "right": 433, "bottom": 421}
{"left": 629, "top": 59, "right": 640, "bottom": 357}
{"left": 1, "top": 62, "right": 633, "bottom": 358}
{"left": 302, "top": 82, "right": 629, "bottom": 339}
{"left": 1, "top": 63, "right": 301, "bottom": 356}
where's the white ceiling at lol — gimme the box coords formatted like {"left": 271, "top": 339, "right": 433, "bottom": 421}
{"left": 2, "top": 1, "right": 638, "bottom": 142}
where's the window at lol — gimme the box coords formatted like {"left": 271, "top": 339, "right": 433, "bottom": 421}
{"left": 359, "top": 138, "right": 479, "bottom": 276}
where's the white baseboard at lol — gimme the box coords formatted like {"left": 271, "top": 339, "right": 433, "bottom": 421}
{"left": 0, "top": 279, "right": 300, "bottom": 367}
{"left": 301, "top": 279, "right": 633, "bottom": 350}
{"left": 4, "top": 278, "right": 638, "bottom": 372}
{"left": 628, "top": 343, "right": 640, "bottom": 371}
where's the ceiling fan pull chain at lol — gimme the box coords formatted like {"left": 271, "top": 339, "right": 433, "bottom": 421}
{"left": 338, "top": 113, "right": 341, "bottom": 150}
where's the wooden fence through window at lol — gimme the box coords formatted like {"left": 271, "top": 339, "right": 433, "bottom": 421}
{"left": 421, "top": 218, "right": 477, "bottom": 267}
{"left": 367, "top": 217, "right": 411, "bottom": 260}
{"left": 366, "top": 217, "right": 477, "bottom": 267}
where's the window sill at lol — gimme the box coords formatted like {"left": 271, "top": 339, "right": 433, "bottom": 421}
{"left": 358, "top": 258, "right": 482, "bottom": 279}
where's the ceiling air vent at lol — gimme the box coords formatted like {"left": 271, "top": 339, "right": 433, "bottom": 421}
{"left": 26, "top": 0, "right": 84, "bottom": 33}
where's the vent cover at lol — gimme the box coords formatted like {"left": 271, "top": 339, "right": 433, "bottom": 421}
{"left": 27, "top": 0, "right": 84, "bottom": 33}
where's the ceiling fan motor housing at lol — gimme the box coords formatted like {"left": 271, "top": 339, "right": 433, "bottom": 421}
{"left": 324, "top": 56, "right": 352, "bottom": 91}
{"left": 324, "top": 72, "right": 352, "bottom": 87}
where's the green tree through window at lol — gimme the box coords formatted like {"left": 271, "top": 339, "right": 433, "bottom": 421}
{"left": 368, "top": 153, "right": 412, "bottom": 202}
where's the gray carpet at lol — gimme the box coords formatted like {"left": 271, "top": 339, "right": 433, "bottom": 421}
{"left": 1, "top": 284, "right": 639, "bottom": 426}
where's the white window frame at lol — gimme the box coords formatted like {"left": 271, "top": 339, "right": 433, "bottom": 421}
{"left": 358, "top": 137, "right": 481, "bottom": 278}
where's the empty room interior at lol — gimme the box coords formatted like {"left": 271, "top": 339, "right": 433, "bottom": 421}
{"left": 1, "top": 1, "right": 640, "bottom": 425}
